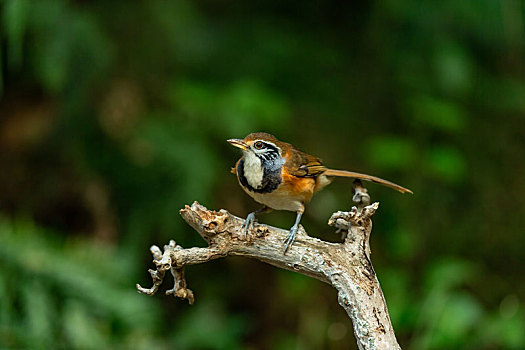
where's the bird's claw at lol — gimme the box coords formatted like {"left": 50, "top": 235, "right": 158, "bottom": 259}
{"left": 283, "top": 225, "right": 299, "bottom": 254}
{"left": 242, "top": 212, "right": 256, "bottom": 238}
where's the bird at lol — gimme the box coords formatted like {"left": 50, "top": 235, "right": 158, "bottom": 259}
{"left": 228, "top": 132, "right": 412, "bottom": 253}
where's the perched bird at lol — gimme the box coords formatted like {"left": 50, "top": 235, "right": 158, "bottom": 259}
{"left": 228, "top": 132, "right": 412, "bottom": 252}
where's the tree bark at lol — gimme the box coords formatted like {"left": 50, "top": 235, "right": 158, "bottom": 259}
{"left": 137, "top": 184, "right": 401, "bottom": 350}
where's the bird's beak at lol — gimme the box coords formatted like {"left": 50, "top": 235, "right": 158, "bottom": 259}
{"left": 227, "top": 138, "right": 249, "bottom": 151}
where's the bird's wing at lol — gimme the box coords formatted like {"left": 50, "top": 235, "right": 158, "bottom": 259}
{"left": 285, "top": 149, "right": 327, "bottom": 178}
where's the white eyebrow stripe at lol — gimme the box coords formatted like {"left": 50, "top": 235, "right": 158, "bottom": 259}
{"left": 255, "top": 140, "right": 279, "bottom": 153}
{"left": 259, "top": 140, "right": 277, "bottom": 148}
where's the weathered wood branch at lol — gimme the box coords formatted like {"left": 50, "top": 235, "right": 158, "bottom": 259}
{"left": 137, "top": 183, "right": 401, "bottom": 350}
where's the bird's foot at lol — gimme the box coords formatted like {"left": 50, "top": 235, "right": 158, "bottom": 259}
{"left": 283, "top": 224, "right": 299, "bottom": 254}
{"left": 242, "top": 212, "right": 256, "bottom": 238}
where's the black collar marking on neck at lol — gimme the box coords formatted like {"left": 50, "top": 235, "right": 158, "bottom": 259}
{"left": 237, "top": 158, "right": 282, "bottom": 194}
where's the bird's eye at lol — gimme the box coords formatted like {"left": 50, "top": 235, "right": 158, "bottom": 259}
{"left": 254, "top": 141, "right": 264, "bottom": 149}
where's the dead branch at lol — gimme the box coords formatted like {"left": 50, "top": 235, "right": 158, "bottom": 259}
{"left": 137, "top": 181, "right": 401, "bottom": 350}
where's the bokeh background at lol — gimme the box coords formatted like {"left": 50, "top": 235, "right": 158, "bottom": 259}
{"left": 1, "top": 0, "right": 524, "bottom": 349}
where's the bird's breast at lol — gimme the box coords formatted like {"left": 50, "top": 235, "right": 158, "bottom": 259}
{"left": 235, "top": 155, "right": 317, "bottom": 212}
{"left": 242, "top": 152, "right": 264, "bottom": 189}
{"left": 236, "top": 154, "right": 283, "bottom": 194}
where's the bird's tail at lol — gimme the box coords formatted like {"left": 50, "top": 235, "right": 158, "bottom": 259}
{"left": 323, "top": 169, "right": 413, "bottom": 194}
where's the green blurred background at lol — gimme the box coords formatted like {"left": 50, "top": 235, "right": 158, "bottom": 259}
{"left": 1, "top": 0, "right": 524, "bottom": 349}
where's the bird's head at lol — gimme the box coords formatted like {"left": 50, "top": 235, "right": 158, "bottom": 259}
{"left": 227, "top": 132, "right": 283, "bottom": 162}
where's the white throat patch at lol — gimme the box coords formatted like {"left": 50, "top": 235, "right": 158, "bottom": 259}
{"left": 243, "top": 152, "right": 264, "bottom": 189}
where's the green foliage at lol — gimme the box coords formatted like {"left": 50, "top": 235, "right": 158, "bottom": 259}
{"left": 2, "top": 0, "right": 28, "bottom": 70}
{"left": 173, "top": 79, "right": 291, "bottom": 136}
{"left": 425, "top": 146, "right": 466, "bottom": 183}
{"left": 367, "top": 137, "right": 417, "bottom": 170}
{"left": 382, "top": 259, "right": 525, "bottom": 350}
{"left": 0, "top": 218, "right": 161, "bottom": 349}
{"left": 172, "top": 300, "right": 247, "bottom": 350}
{"left": 409, "top": 95, "right": 467, "bottom": 133}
